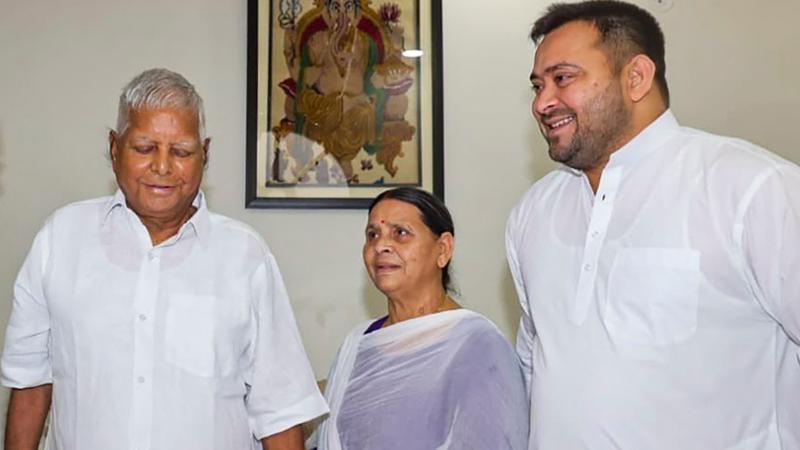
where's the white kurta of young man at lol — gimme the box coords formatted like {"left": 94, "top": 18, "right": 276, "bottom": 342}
{"left": 507, "top": 111, "right": 800, "bottom": 449}
{"left": 1, "top": 190, "right": 328, "bottom": 450}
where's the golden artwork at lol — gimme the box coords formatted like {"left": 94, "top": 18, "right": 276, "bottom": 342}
{"left": 247, "top": 0, "right": 442, "bottom": 208}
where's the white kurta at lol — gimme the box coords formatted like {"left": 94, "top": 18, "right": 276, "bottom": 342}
{"left": 310, "top": 309, "right": 529, "bottom": 450}
{"left": 507, "top": 111, "right": 800, "bottom": 449}
{"left": 2, "top": 190, "right": 328, "bottom": 450}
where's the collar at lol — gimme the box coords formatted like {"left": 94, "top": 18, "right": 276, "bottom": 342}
{"left": 101, "top": 189, "right": 128, "bottom": 224}
{"left": 102, "top": 189, "right": 211, "bottom": 245}
{"left": 604, "top": 109, "right": 679, "bottom": 171}
{"left": 184, "top": 191, "right": 210, "bottom": 244}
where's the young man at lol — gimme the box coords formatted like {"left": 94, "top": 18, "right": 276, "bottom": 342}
{"left": 507, "top": 2, "right": 800, "bottom": 448}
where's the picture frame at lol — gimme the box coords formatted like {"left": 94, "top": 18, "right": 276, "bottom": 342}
{"left": 246, "top": 0, "right": 443, "bottom": 208}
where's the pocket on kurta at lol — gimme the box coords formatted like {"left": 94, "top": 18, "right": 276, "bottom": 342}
{"left": 605, "top": 248, "right": 700, "bottom": 348}
{"left": 164, "top": 294, "right": 216, "bottom": 377}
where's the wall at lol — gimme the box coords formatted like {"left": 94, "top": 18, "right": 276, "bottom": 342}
{"left": 0, "top": 0, "right": 798, "bottom": 436}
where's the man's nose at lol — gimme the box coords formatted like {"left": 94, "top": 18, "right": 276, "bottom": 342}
{"left": 533, "top": 84, "right": 558, "bottom": 118}
{"left": 151, "top": 149, "right": 171, "bottom": 175}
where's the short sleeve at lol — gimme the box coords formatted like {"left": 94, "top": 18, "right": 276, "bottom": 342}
{"left": 244, "top": 252, "right": 329, "bottom": 440}
{"left": 1, "top": 220, "right": 53, "bottom": 388}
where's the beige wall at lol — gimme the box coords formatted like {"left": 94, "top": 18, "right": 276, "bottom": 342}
{"left": 0, "top": 0, "right": 798, "bottom": 437}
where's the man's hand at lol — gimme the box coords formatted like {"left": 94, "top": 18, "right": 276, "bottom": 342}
{"left": 261, "top": 424, "right": 304, "bottom": 450}
{"left": 5, "top": 384, "right": 52, "bottom": 450}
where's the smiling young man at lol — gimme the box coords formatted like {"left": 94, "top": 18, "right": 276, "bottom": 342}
{"left": 506, "top": 1, "right": 800, "bottom": 449}
{"left": 1, "top": 68, "right": 328, "bottom": 450}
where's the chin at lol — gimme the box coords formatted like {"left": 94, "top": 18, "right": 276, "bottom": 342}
{"left": 373, "top": 280, "right": 401, "bottom": 297}
{"left": 548, "top": 147, "right": 571, "bottom": 164}
{"left": 138, "top": 202, "right": 182, "bottom": 218}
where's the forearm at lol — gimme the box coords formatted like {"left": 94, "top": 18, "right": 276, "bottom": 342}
{"left": 261, "top": 424, "right": 304, "bottom": 450}
{"left": 5, "top": 384, "right": 52, "bottom": 450}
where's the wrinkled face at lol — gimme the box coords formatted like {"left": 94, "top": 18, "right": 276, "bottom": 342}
{"left": 530, "top": 21, "right": 632, "bottom": 171}
{"left": 363, "top": 199, "right": 450, "bottom": 297}
{"left": 110, "top": 107, "right": 208, "bottom": 223}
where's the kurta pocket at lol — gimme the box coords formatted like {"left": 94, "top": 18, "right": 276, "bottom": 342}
{"left": 605, "top": 248, "right": 701, "bottom": 348}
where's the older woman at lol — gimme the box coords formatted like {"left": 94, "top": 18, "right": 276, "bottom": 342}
{"left": 311, "top": 188, "right": 529, "bottom": 450}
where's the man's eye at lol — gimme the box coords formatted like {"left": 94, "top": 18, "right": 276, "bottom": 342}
{"left": 172, "top": 148, "right": 193, "bottom": 158}
{"left": 554, "top": 74, "right": 573, "bottom": 84}
{"left": 531, "top": 84, "right": 542, "bottom": 94}
{"left": 133, "top": 146, "right": 154, "bottom": 154}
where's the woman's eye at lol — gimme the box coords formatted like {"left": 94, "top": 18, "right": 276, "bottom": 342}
{"left": 395, "top": 228, "right": 409, "bottom": 237}
{"left": 366, "top": 230, "right": 378, "bottom": 240}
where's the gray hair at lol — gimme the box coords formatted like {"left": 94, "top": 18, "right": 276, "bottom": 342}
{"left": 116, "top": 68, "right": 206, "bottom": 138}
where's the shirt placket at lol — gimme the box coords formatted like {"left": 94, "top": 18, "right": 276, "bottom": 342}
{"left": 571, "top": 167, "right": 621, "bottom": 324}
{"left": 131, "top": 247, "right": 160, "bottom": 450}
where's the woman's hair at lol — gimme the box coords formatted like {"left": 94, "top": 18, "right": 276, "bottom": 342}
{"left": 368, "top": 187, "right": 455, "bottom": 292}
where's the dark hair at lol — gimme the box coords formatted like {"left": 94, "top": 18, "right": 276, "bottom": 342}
{"left": 530, "top": 0, "right": 669, "bottom": 106}
{"left": 368, "top": 187, "right": 455, "bottom": 293}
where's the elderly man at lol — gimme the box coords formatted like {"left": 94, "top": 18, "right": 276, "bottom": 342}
{"left": 2, "top": 68, "right": 328, "bottom": 450}
{"left": 507, "top": 1, "right": 800, "bottom": 449}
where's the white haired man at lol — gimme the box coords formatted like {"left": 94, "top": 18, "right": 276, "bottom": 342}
{"left": 1, "top": 68, "right": 328, "bottom": 450}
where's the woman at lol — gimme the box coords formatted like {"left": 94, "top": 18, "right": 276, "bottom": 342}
{"left": 310, "top": 188, "right": 529, "bottom": 450}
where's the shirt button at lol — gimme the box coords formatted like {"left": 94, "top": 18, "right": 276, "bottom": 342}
{"left": 137, "top": 376, "right": 145, "bottom": 383}
{"left": 138, "top": 314, "right": 147, "bottom": 322}
{"left": 583, "top": 263, "right": 592, "bottom": 271}
{"left": 590, "top": 230, "right": 600, "bottom": 238}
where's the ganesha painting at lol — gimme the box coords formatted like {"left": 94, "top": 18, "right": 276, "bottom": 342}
{"left": 266, "top": 0, "right": 421, "bottom": 187}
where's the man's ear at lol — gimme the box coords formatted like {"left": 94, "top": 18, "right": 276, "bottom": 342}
{"left": 625, "top": 54, "right": 657, "bottom": 103}
{"left": 202, "top": 137, "right": 211, "bottom": 167}
{"left": 437, "top": 232, "right": 454, "bottom": 269}
{"left": 109, "top": 130, "right": 119, "bottom": 164}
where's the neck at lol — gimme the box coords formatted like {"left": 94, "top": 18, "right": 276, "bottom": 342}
{"left": 583, "top": 160, "right": 608, "bottom": 193}
{"left": 384, "top": 285, "right": 460, "bottom": 327}
{"left": 583, "top": 104, "right": 667, "bottom": 193}
{"left": 138, "top": 206, "right": 197, "bottom": 246}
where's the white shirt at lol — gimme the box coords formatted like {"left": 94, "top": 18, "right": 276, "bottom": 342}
{"left": 2, "top": 190, "right": 328, "bottom": 450}
{"left": 507, "top": 111, "right": 800, "bottom": 450}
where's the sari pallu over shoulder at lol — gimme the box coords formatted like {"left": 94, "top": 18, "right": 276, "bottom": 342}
{"left": 308, "top": 309, "right": 529, "bottom": 450}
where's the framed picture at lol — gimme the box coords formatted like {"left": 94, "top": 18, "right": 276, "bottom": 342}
{"left": 246, "top": 0, "right": 443, "bottom": 208}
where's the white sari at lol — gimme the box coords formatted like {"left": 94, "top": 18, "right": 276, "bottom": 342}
{"left": 309, "top": 309, "right": 529, "bottom": 450}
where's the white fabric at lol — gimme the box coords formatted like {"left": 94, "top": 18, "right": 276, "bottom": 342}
{"left": 1, "top": 190, "right": 328, "bottom": 450}
{"left": 507, "top": 110, "right": 800, "bottom": 450}
{"left": 310, "top": 309, "right": 529, "bottom": 450}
